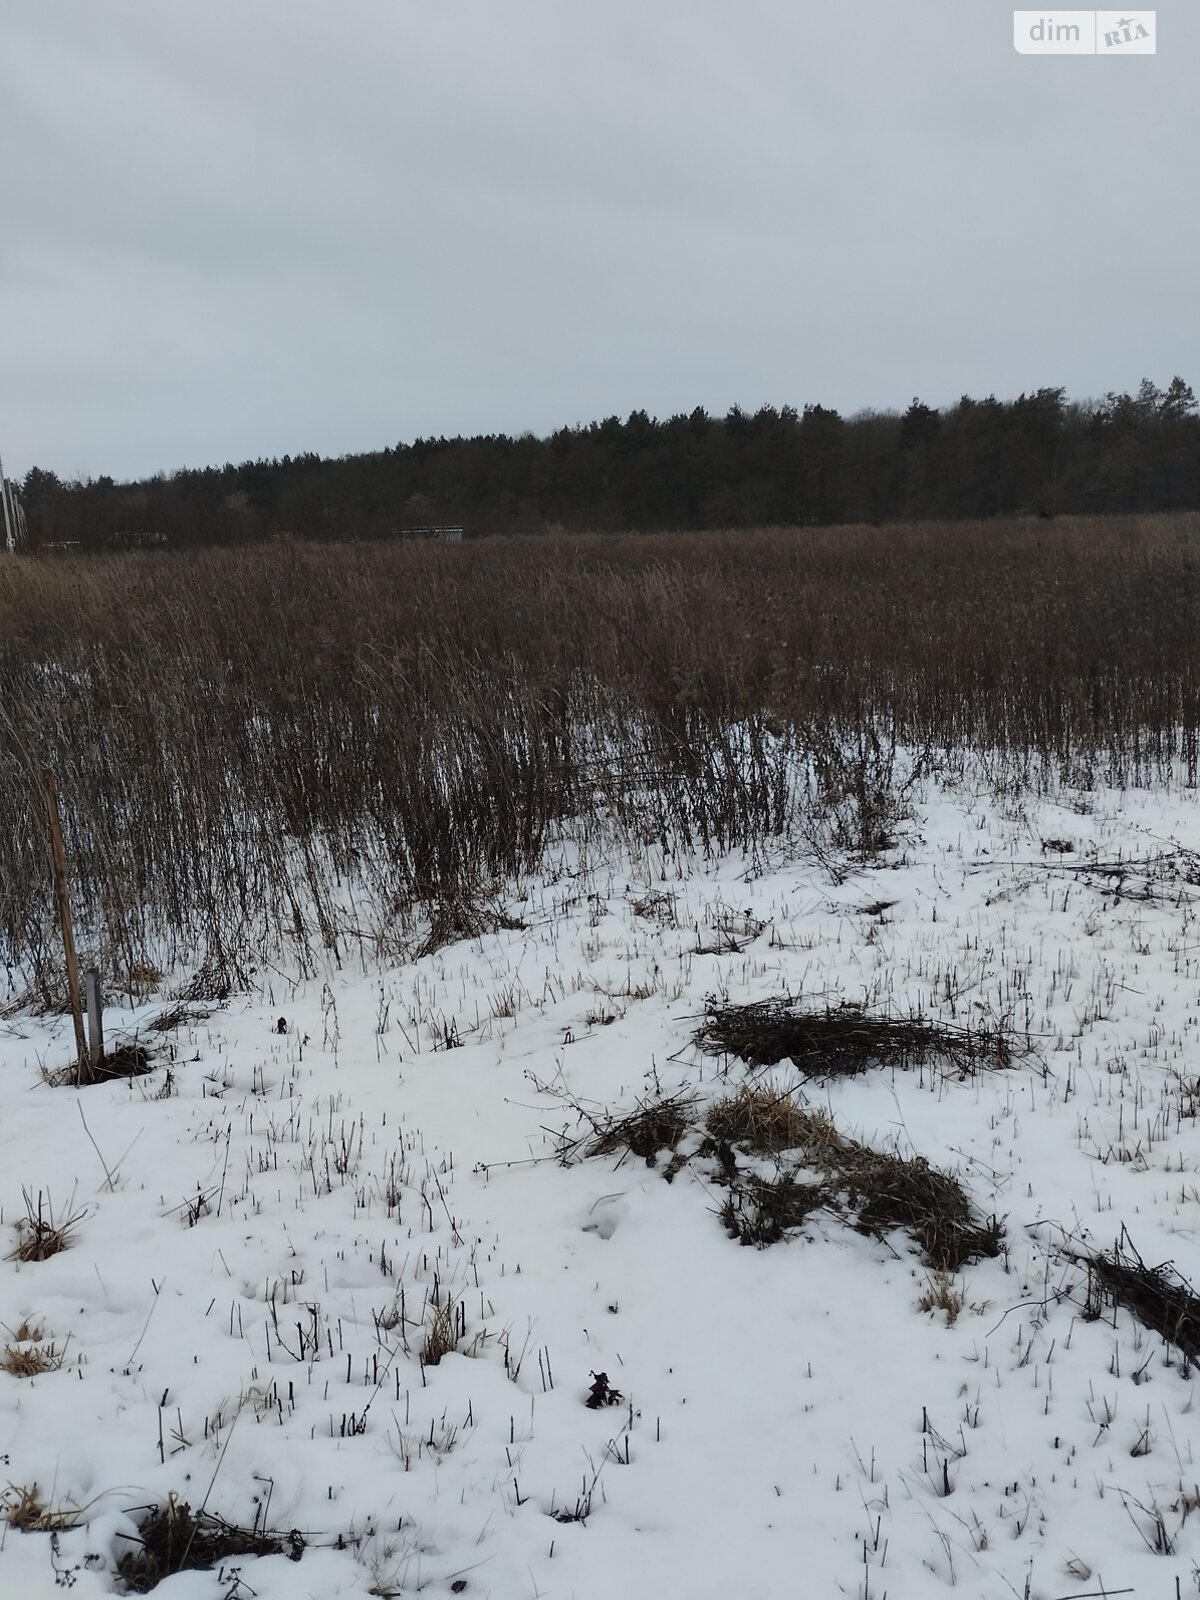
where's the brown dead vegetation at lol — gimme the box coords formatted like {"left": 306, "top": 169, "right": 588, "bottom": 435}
{"left": 1, "top": 1483, "right": 84, "bottom": 1533}
{"left": 9, "top": 1190, "right": 84, "bottom": 1263}
{"left": 2, "top": 518, "right": 1198, "bottom": 981}
{"left": 698, "top": 997, "right": 1016, "bottom": 1078}
{"left": 117, "top": 1496, "right": 293, "bottom": 1592}
{"left": 1077, "top": 1229, "right": 1200, "bottom": 1366}
{"left": 566, "top": 1084, "right": 1001, "bottom": 1271}
{"left": 706, "top": 1095, "right": 1002, "bottom": 1269}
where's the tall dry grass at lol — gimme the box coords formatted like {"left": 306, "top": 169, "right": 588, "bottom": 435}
{"left": 1, "top": 515, "right": 1197, "bottom": 988}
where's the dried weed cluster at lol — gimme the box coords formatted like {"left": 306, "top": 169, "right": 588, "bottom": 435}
{"left": 564, "top": 1083, "right": 1002, "bottom": 1273}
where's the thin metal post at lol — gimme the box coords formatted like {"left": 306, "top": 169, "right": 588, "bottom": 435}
{"left": 85, "top": 968, "right": 104, "bottom": 1073}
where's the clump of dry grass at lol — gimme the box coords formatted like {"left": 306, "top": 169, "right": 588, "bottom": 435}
{"left": 117, "top": 1496, "right": 290, "bottom": 1592}
{"left": 172, "top": 960, "right": 236, "bottom": 1004}
{"left": 2, "top": 1483, "right": 84, "bottom": 1532}
{"left": 917, "top": 1272, "right": 967, "bottom": 1324}
{"left": 421, "top": 1298, "right": 467, "bottom": 1367}
{"left": 829, "top": 1128, "right": 1003, "bottom": 1271}
{"left": 5, "top": 1318, "right": 42, "bottom": 1342}
{"left": 705, "top": 1085, "right": 813, "bottom": 1154}
{"left": 572, "top": 1089, "right": 699, "bottom": 1168}
{"left": 1077, "top": 1229, "right": 1200, "bottom": 1365}
{"left": 630, "top": 890, "right": 678, "bottom": 926}
{"left": 1, "top": 1320, "right": 64, "bottom": 1377}
{"left": 706, "top": 1095, "right": 1001, "bottom": 1268}
{"left": 566, "top": 1084, "right": 1001, "bottom": 1270}
{"left": 9, "top": 1190, "right": 85, "bottom": 1263}
{"left": 719, "top": 1172, "right": 828, "bottom": 1246}
{"left": 2, "top": 1343, "right": 63, "bottom": 1377}
{"left": 43, "top": 1042, "right": 153, "bottom": 1087}
{"left": 697, "top": 997, "right": 1015, "bottom": 1078}
{"left": 94, "top": 1042, "right": 154, "bottom": 1080}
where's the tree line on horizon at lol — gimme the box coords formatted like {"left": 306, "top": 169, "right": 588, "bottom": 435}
{"left": 16, "top": 376, "right": 1200, "bottom": 549}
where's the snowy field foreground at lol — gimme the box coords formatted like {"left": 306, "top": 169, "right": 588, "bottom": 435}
{"left": 5, "top": 774, "right": 1200, "bottom": 1600}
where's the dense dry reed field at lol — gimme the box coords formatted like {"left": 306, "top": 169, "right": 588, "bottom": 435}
{"left": 2, "top": 513, "right": 1198, "bottom": 992}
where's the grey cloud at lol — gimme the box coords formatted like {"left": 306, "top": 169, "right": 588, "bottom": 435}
{"left": 1, "top": 0, "right": 1196, "bottom": 479}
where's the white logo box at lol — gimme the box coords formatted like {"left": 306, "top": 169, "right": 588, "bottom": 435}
{"left": 1013, "top": 11, "right": 1156, "bottom": 54}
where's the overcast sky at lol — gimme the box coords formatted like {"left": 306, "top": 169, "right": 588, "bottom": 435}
{"left": 1, "top": 1, "right": 1195, "bottom": 482}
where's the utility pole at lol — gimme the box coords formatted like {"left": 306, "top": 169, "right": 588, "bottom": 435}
{"left": 0, "top": 448, "right": 14, "bottom": 554}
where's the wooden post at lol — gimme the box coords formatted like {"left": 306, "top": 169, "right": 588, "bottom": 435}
{"left": 42, "top": 771, "right": 89, "bottom": 1085}
{"left": 85, "top": 968, "right": 104, "bottom": 1074}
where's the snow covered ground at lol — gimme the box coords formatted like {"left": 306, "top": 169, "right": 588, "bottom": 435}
{"left": 4, "top": 770, "right": 1200, "bottom": 1600}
